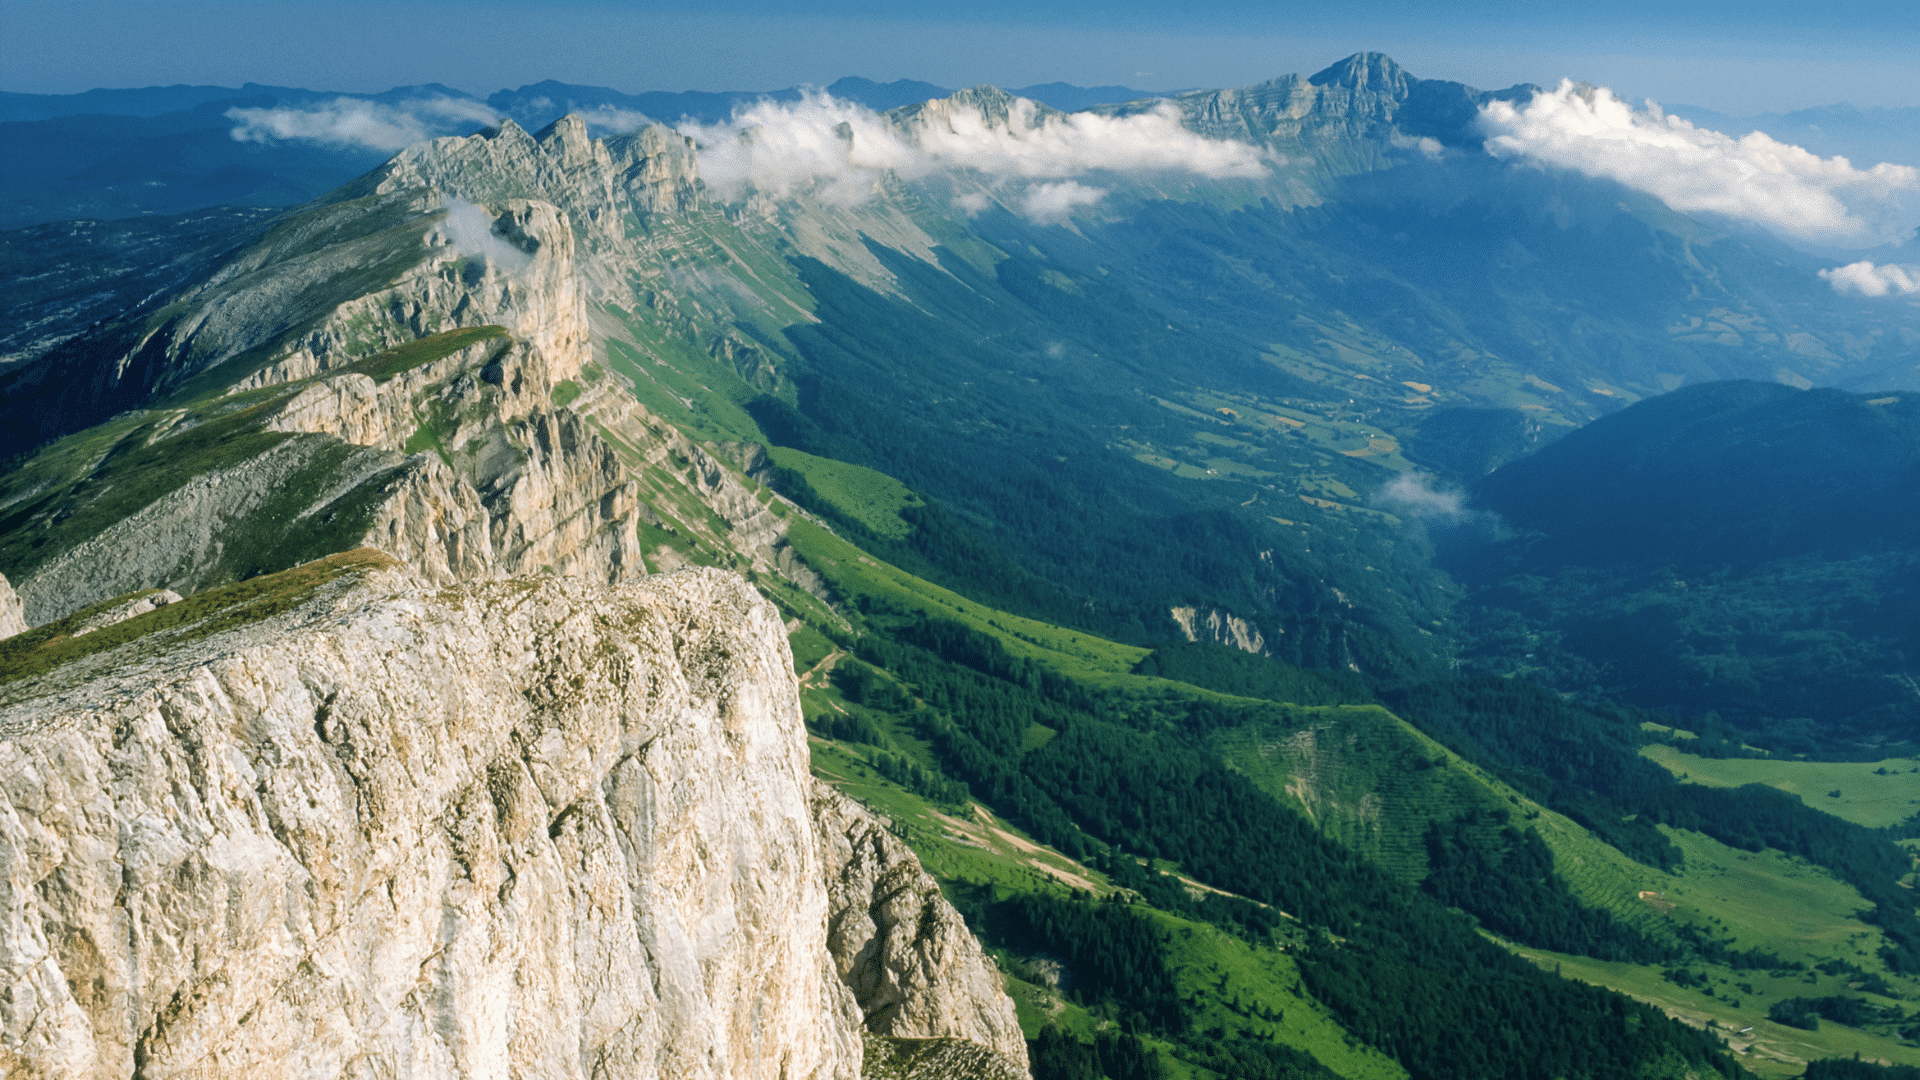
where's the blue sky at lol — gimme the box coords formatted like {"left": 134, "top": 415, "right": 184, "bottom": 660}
{"left": 2, "top": 0, "right": 1915, "bottom": 114}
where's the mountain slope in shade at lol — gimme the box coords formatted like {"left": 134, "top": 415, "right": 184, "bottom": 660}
{"left": 1462, "top": 381, "right": 1920, "bottom": 750}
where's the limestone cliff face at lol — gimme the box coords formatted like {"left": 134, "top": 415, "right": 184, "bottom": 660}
{"left": 220, "top": 195, "right": 590, "bottom": 394}
{"left": 0, "top": 574, "right": 24, "bottom": 640}
{"left": 11, "top": 436, "right": 398, "bottom": 627}
{"left": 1, "top": 564, "right": 868, "bottom": 1079}
{"left": 262, "top": 347, "right": 645, "bottom": 587}
{"left": 815, "top": 787, "right": 1030, "bottom": 1070}
{"left": 1170, "top": 605, "right": 1269, "bottom": 656}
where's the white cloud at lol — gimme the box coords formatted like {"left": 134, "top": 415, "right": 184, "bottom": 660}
{"left": 574, "top": 106, "right": 657, "bottom": 136}
{"left": 228, "top": 96, "right": 499, "bottom": 153}
{"left": 1820, "top": 261, "right": 1920, "bottom": 297}
{"left": 910, "top": 97, "right": 1268, "bottom": 181}
{"left": 1378, "top": 472, "right": 1470, "bottom": 522}
{"left": 434, "top": 197, "right": 531, "bottom": 274}
{"left": 1390, "top": 132, "right": 1447, "bottom": 161}
{"left": 1479, "top": 80, "right": 1920, "bottom": 248}
{"left": 1022, "top": 181, "right": 1106, "bottom": 224}
{"left": 680, "top": 93, "right": 919, "bottom": 205}
{"left": 678, "top": 90, "right": 1266, "bottom": 220}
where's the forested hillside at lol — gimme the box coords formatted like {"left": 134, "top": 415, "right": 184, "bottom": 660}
{"left": 1459, "top": 381, "right": 1920, "bottom": 754}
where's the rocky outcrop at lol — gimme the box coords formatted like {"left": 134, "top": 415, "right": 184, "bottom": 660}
{"left": 0, "top": 573, "right": 24, "bottom": 640}
{"left": 815, "top": 786, "right": 1029, "bottom": 1070}
{"left": 378, "top": 116, "right": 702, "bottom": 229}
{"left": 2, "top": 110, "right": 942, "bottom": 627}
{"left": 0, "top": 564, "right": 870, "bottom": 1080}
{"left": 67, "top": 589, "right": 181, "bottom": 637}
{"left": 228, "top": 194, "right": 590, "bottom": 394}
{"left": 8, "top": 189, "right": 800, "bottom": 627}
{"left": 1169, "top": 605, "right": 1269, "bottom": 655}
{"left": 0, "top": 561, "right": 1031, "bottom": 1080}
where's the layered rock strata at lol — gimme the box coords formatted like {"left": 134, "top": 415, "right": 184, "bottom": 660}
{"left": 9, "top": 186, "right": 798, "bottom": 628}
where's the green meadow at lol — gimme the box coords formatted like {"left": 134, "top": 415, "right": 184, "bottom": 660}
{"left": 1643, "top": 744, "right": 1920, "bottom": 829}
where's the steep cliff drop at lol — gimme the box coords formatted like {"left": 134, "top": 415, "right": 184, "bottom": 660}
{"left": 0, "top": 554, "right": 1027, "bottom": 1079}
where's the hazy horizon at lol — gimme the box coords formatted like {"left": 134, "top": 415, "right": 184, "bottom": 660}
{"left": 2, "top": 0, "right": 1915, "bottom": 116}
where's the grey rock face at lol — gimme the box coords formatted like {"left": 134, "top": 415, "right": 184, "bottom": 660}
{"left": 379, "top": 116, "right": 701, "bottom": 226}
{"left": 10, "top": 184, "right": 799, "bottom": 628}
{"left": 815, "top": 785, "right": 1030, "bottom": 1070}
{"left": 1169, "top": 605, "right": 1269, "bottom": 656}
{"left": 0, "top": 573, "right": 24, "bottom": 640}
{"left": 0, "top": 565, "right": 867, "bottom": 1080}
{"left": 68, "top": 590, "right": 182, "bottom": 637}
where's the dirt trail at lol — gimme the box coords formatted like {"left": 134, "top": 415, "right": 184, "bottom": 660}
{"left": 796, "top": 648, "right": 845, "bottom": 690}
{"left": 929, "top": 805, "right": 1105, "bottom": 894}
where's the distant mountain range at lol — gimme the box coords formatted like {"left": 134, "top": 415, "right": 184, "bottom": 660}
{"left": 0, "top": 77, "right": 1167, "bottom": 125}
{"left": 6, "top": 74, "right": 1913, "bottom": 233}
{"left": 1664, "top": 101, "right": 1920, "bottom": 172}
{"left": 0, "top": 76, "right": 1170, "bottom": 228}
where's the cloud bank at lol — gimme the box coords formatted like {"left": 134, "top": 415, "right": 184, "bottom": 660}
{"left": 1479, "top": 81, "right": 1920, "bottom": 248}
{"left": 229, "top": 96, "right": 498, "bottom": 152}
{"left": 571, "top": 106, "right": 658, "bottom": 136}
{"left": 1820, "top": 261, "right": 1920, "bottom": 297}
{"left": 679, "top": 91, "right": 1266, "bottom": 219}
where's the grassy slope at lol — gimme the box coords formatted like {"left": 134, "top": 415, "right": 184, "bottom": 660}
{"left": 782, "top": 517, "right": 1147, "bottom": 678}
{"left": 1517, "top": 942, "right": 1920, "bottom": 1077}
{"left": 807, "top": 732, "right": 1405, "bottom": 1080}
{"left": 1209, "top": 703, "right": 1674, "bottom": 923}
{"left": 1213, "top": 705, "right": 1522, "bottom": 883}
{"left": 0, "top": 549, "right": 397, "bottom": 697}
{"left": 1218, "top": 706, "right": 1920, "bottom": 1073}
{"left": 1210, "top": 698, "right": 1920, "bottom": 1073}
{"left": 0, "top": 322, "right": 514, "bottom": 593}
{"left": 766, "top": 446, "right": 922, "bottom": 540}
{"left": 776, "top": 493, "right": 1409, "bottom": 1075}
{"left": 1643, "top": 744, "right": 1920, "bottom": 830}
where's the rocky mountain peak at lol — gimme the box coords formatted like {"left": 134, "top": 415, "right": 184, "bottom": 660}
{"left": 376, "top": 110, "right": 698, "bottom": 231}
{"left": 532, "top": 112, "right": 597, "bottom": 165}
{"left": 1309, "top": 51, "right": 1412, "bottom": 94}
{"left": 893, "top": 84, "right": 1065, "bottom": 138}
